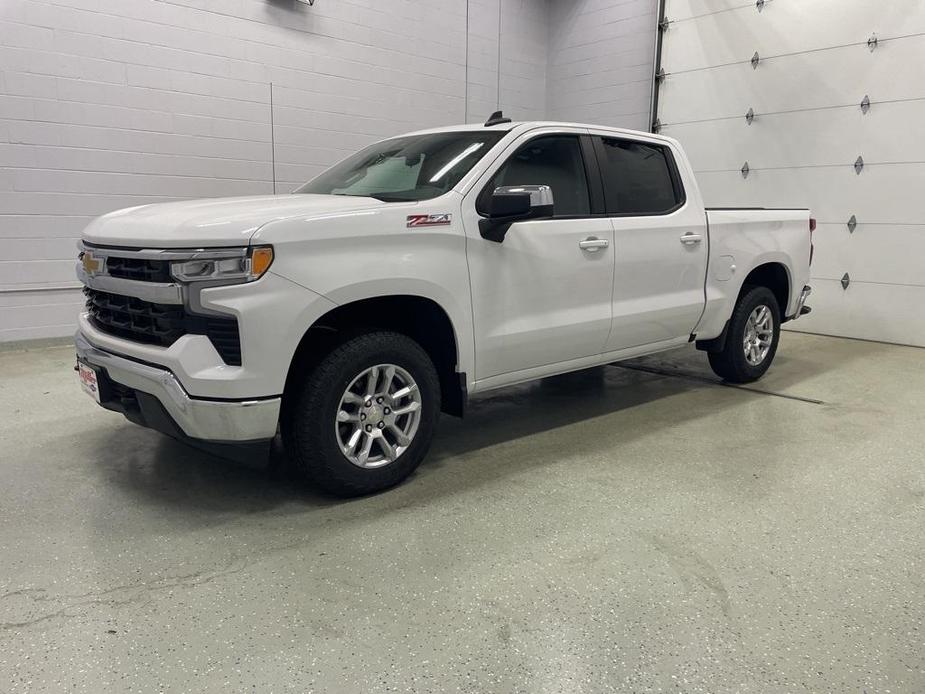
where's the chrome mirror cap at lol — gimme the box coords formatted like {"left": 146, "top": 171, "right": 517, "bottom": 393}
{"left": 492, "top": 184, "right": 554, "bottom": 209}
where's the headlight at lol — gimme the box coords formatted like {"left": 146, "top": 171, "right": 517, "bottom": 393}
{"left": 171, "top": 246, "right": 273, "bottom": 283}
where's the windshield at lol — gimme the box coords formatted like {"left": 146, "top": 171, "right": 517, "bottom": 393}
{"left": 294, "top": 131, "right": 507, "bottom": 202}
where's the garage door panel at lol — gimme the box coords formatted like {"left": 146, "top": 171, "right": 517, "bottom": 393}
{"left": 787, "top": 279, "right": 925, "bottom": 347}
{"left": 664, "top": 0, "right": 925, "bottom": 72}
{"left": 666, "top": 100, "right": 925, "bottom": 172}
{"left": 697, "top": 165, "right": 925, "bottom": 224}
{"left": 810, "top": 224, "right": 925, "bottom": 287}
{"left": 661, "top": 2, "right": 925, "bottom": 346}
{"left": 666, "top": 1, "right": 751, "bottom": 23}
{"left": 659, "top": 35, "right": 925, "bottom": 123}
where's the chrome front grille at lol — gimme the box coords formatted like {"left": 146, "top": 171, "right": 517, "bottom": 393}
{"left": 78, "top": 242, "right": 245, "bottom": 366}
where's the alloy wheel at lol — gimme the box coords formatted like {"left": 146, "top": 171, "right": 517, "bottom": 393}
{"left": 743, "top": 304, "right": 774, "bottom": 366}
{"left": 335, "top": 364, "right": 422, "bottom": 468}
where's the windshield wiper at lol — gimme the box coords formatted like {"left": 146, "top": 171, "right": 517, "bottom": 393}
{"left": 365, "top": 193, "right": 416, "bottom": 202}
{"left": 327, "top": 192, "right": 416, "bottom": 202}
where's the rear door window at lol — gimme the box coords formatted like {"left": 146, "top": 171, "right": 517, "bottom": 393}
{"left": 594, "top": 137, "right": 683, "bottom": 215}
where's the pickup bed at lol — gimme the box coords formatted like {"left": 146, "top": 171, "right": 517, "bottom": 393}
{"left": 75, "top": 115, "right": 813, "bottom": 495}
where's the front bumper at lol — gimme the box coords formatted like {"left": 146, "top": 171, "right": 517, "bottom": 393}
{"left": 76, "top": 331, "right": 280, "bottom": 442}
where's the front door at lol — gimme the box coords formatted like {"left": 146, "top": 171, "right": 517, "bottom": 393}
{"left": 463, "top": 132, "right": 614, "bottom": 381}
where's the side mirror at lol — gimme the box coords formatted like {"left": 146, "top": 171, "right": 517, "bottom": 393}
{"left": 479, "top": 185, "right": 555, "bottom": 242}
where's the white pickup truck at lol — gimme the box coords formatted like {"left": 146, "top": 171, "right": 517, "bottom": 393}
{"left": 75, "top": 114, "right": 813, "bottom": 496}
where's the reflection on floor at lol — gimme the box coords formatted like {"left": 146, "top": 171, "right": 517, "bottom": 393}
{"left": 0, "top": 332, "right": 922, "bottom": 692}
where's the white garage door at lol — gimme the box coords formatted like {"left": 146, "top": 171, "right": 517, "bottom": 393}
{"left": 656, "top": 0, "right": 925, "bottom": 347}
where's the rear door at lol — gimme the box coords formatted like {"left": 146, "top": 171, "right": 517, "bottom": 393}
{"left": 591, "top": 134, "right": 709, "bottom": 351}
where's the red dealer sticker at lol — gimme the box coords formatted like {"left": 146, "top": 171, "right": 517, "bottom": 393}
{"left": 77, "top": 361, "right": 101, "bottom": 403}
{"left": 406, "top": 214, "right": 452, "bottom": 228}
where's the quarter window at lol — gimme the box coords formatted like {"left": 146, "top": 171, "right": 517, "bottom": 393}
{"left": 595, "top": 138, "right": 683, "bottom": 215}
{"left": 482, "top": 135, "right": 591, "bottom": 217}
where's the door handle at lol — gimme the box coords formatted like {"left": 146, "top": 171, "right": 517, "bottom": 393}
{"left": 680, "top": 233, "right": 703, "bottom": 245}
{"left": 579, "top": 236, "right": 609, "bottom": 252}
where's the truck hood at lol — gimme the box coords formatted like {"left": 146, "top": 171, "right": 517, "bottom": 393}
{"left": 82, "top": 194, "right": 387, "bottom": 248}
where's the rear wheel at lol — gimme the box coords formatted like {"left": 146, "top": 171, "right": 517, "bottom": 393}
{"left": 708, "top": 285, "right": 781, "bottom": 383}
{"left": 283, "top": 331, "right": 440, "bottom": 496}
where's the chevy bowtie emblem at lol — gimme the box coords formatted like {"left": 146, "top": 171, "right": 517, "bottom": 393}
{"left": 407, "top": 213, "right": 452, "bottom": 228}
{"left": 81, "top": 251, "right": 103, "bottom": 275}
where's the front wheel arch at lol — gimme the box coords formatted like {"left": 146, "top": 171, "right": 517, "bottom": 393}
{"left": 283, "top": 295, "right": 466, "bottom": 420}
{"left": 282, "top": 330, "right": 441, "bottom": 496}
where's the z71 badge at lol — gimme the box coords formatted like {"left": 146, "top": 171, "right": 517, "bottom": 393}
{"left": 406, "top": 213, "right": 452, "bottom": 228}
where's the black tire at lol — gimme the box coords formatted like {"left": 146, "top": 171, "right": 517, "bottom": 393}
{"left": 707, "top": 285, "right": 781, "bottom": 383}
{"left": 282, "top": 331, "right": 440, "bottom": 497}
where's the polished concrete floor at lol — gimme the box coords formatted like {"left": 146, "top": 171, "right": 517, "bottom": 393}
{"left": 1, "top": 332, "right": 923, "bottom": 693}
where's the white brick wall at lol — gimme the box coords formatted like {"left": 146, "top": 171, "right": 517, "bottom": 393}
{"left": 466, "top": 0, "right": 548, "bottom": 123}
{"left": 0, "top": 0, "right": 656, "bottom": 341}
{"left": 547, "top": 0, "right": 658, "bottom": 130}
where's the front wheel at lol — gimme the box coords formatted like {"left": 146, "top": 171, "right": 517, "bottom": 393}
{"left": 283, "top": 332, "right": 441, "bottom": 496}
{"left": 708, "top": 285, "right": 781, "bottom": 383}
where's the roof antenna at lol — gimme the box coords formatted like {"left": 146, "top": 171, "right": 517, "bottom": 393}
{"left": 484, "top": 110, "right": 511, "bottom": 127}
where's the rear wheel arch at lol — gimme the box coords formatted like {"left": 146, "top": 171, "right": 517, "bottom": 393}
{"left": 697, "top": 261, "right": 791, "bottom": 353}
{"left": 706, "top": 285, "right": 781, "bottom": 383}
{"left": 741, "top": 262, "right": 791, "bottom": 316}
